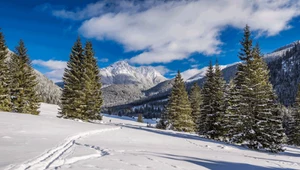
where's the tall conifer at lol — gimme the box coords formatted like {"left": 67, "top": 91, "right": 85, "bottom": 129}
{"left": 200, "top": 61, "right": 215, "bottom": 135}
{"left": 189, "top": 83, "right": 202, "bottom": 131}
{"left": 250, "top": 44, "right": 284, "bottom": 152}
{"left": 0, "top": 29, "right": 11, "bottom": 111}
{"left": 208, "top": 61, "right": 226, "bottom": 139}
{"left": 166, "top": 71, "right": 194, "bottom": 132}
{"left": 60, "top": 37, "right": 85, "bottom": 119}
{"left": 289, "top": 84, "right": 300, "bottom": 146}
{"left": 82, "top": 41, "right": 103, "bottom": 120}
{"left": 10, "top": 40, "right": 40, "bottom": 115}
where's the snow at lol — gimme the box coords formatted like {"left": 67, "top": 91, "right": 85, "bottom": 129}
{"left": 186, "top": 65, "right": 227, "bottom": 83}
{"left": 264, "top": 40, "right": 300, "bottom": 61}
{"left": 1, "top": 103, "right": 300, "bottom": 170}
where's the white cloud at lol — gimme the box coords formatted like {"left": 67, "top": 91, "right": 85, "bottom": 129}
{"left": 152, "top": 65, "right": 171, "bottom": 75}
{"left": 32, "top": 59, "right": 67, "bottom": 70}
{"left": 45, "top": 69, "right": 65, "bottom": 82}
{"left": 73, "top": 0, "right": 300, "bottom": 64}
{"left": 32, "top": 60, "right": 67, "bottom": 82}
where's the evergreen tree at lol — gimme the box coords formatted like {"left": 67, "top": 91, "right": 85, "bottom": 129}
{"left": 202, "top": 60, "right": 226, "bottom": 139}
{"left": 156, "top": 106, "right": 168, "bottom": 129}
{"left": 189, "top": 83, "right": 202, "bottom": 131}
{"left": 250, "top": 45, "right": 284, "bottom": 152}
{"left": 81, "top": 41, "right": 103, "bottom": 120}
{"left": 228, "top": 26, "right": 284, "bottom": 152}
{"left": 200, "top": 61, "right": 214, "bottom": 135}
{"left": 222, "top": 79, "right": 241, "bottom": 142}
{"left": 0, "top": 29, "right": 11, "bottom": 111}
{"left": 60, "top": 37, "right": 85, "bottom": 119}
{"left": 231, "top": 25, "right": 256, "bottom": 145}
{"left": 209, "top": 61, "right": 226, "bottom": 139}
{"left": 10, "top": 40, "right": 40, "bottom": 115}
{"left": 166, "top": 71, "right": 194, "bottom": 132}
{"left": 289, "top": 84, "right": 300, "bottom": 146}
{"left": 137, "top": 114, "right": 144, "bottom": 123}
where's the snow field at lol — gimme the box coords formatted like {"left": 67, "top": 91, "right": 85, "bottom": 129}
{"left": 1, "top": 103, "right": 300, "bottom": 170}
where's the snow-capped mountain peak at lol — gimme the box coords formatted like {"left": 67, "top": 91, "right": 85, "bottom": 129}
{"left": 100, "top": 61, "right": 167, "bottom": 89}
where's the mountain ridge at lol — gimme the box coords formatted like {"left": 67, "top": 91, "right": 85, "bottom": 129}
{"left": 100, "top": 61, "right": 167, "bottom": 89}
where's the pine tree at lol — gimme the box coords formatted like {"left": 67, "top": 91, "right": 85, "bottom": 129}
{"left": 200, "top": 61, "right": 214, "bottom": 135}
{"left": 209, "top": 60, "right": 226, "bottom": 139}
{"left": 202, "top": 60, "right": 226, "bottom": 139}
{"left": 137, "top": 114, "right": 144, "bottom": 123}
{"left": 289, "top": 84, "right": 300, "bottom": 146}
{"left": 166, "top": 71, "right": 194, "bottom": 132}
{"left": 81, "top": 41, "right": 103, "bottom": 120}
{"left": 250, "top": 45, "right": 284, "bottom": 152}
{"left": 10, "top": 40, "right": 40, "bottom": 115}
{"left": 228, "top": 26, "right": 284, "bottom": 152}
{"left": 231, "top": 25, "right": 256, "bottom": 145}
{"left": 0, "top": 29, "right": 12, "bottom": 111}
{"left": 222, "top": 79, "right": 242, "bottom": 142}
{"left": 156, "top": 106, "right": 168, "bottom": 129}
{"left": 189, "top": 83, "right": 202, "bottom": 131}
{"left": 60, "top": 37, "right": 85, "bottom": 119}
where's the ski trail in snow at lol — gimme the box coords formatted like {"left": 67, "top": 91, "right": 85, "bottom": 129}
{"left": 6, "top": 127, "right": 120, "bottom": 170}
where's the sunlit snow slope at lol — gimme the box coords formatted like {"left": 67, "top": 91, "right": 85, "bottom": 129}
{"left": 0, "top": 103, "right": 299, "bottom": 170}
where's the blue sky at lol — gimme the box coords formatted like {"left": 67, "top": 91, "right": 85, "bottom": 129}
{"left": 1, "top": 0, "right": 300, "bottom": 82}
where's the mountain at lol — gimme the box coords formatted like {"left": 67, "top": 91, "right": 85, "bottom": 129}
{"left": 34, "top": 70, "right": 62, "bottom": 105}
{"left": 100, "top": 61, "right": 167, "bottom": 89}
{"left": 112, "top": 40, "right": 300, "bottom": 112}
{"left": 264, "top": 40, "right": 300, "bottom": 62}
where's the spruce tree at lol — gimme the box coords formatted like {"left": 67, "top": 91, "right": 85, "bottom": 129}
{"left": 157, "top": 106, "right": 168, "bottom": 129}
{"left": 60, "top": 37, "right": 85, "bottom": 119}
{"left": 137, "top": 114, "right": 144, "bottom": 123}
{"left": 0, "top": 29, "right": 11, "bottom": 111}
{"left": 200, "top": 61, "right": 215, "bottom": 135}
{"left": 10, "top": 40, "right": 40, "bottom": 115}
{"left": 209, "top": 61, "right": 226, "bottom": 139}
{"left": 250, "top": 45, "right": 284, "bottom": 152}
{"left": 202, "top": 60, "right": 226, "bottom": 139}
{"left": 222, "top": 79, "right": 241, "bottom": 142}
{"left": 189, "top": 83, "right": 202, "bottom": 131}
{"left": 231, "top": 25, "right": 256, "bottom": 145}
{"left": 166, "top": 71, "right": 194, "bottom": 132}
{"left": 289, "top": 84, "right": 300, "bottom": 146}
{"left": 82, "top": 41, "right": 103, "bottom": 120}
{"left": 228, "top": 26, "right": 284, "bottom": 152}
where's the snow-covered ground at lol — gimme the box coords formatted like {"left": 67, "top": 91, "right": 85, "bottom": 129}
{"left": 1, "top": 103, "right": 300, "bottom": 170}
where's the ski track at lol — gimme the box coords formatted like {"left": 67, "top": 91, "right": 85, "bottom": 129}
{"left": 5, "top": 127, "right": 120, "bottom": 170}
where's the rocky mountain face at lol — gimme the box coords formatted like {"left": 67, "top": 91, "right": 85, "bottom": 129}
{"left": 100, "top": 61, "right": 167, "bottom": 90}
{"left": 99, "top": 61, "right": 168, "bottom": 107}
